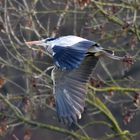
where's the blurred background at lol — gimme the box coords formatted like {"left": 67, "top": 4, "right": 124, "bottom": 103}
{"left": 0, "top": 0, "right": 140, "bottom": 140}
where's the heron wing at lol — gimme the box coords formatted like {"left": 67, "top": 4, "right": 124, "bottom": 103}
{"left": 52, "top": 41, "right": 95, "bottom": 70}
{"left": 52, "top": 55, "right": 98, "bottom": 124}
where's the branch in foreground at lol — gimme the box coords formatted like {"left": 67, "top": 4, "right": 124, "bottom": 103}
{"left": 0, "top": 93, "right": 91, "bottom": 140}
{"left": 86, "top": 95, "right": 130, "bottom": 140}
{"left": 89, "top": 85, "right": 140, "bottom": 93}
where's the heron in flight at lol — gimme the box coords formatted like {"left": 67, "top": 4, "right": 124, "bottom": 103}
{"left": 26, "top": 35, "right": 127, "bottom": 125}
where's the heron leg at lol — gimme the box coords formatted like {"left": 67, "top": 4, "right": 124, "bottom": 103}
{"left": 34, "top": 66, "right": 54, "bottom": 78}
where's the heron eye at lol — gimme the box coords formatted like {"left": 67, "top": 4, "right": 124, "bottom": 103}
{"left": 94, "top": 43, "right": 100, "bottom": 47}
{"left": 45, "top": 37, "right": 57, "bottom": 42}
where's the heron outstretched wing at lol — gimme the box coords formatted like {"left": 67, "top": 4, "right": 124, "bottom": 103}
{"left": 52, "top": 55, "right": 98, "bottom": 124}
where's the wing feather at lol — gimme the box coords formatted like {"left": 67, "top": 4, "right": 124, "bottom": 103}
{"left": 52, "top": 40, "right": 95, "bottom": 70}
{"left": 52, "top": 55, "right": 98, "bottom": 124}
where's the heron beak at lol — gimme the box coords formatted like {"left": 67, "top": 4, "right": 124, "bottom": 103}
{"left": 25, "top": 39, "right": 46, "bottom": 48}
{"left": 25, "top": 40, "right": 44, "bottom": 46}
{"left": 25, "top": 40, "right": 42, "bottom": 46}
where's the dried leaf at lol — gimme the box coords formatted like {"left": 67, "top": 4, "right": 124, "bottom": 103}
{"left": 122, "top": 55, "right": 135, "bottom": 70}
{"left": 0, "top": 123, "right": 8, "bottom": 136}
{"left": 129, "top": 36, "right": 137, "bottom": 50}
{"left": 24, "top": 129, "right": 32, "bottom": 140}
{"left": 122, "top": 21, "right": 132, "bottom": 30}
{"left": 89, "top": 77, "right": 104, "bottom": 88}
{"left": 0, "top": 22, "right": 4, "bottom": 32}
{"left": 78, "top": 0, "right": 91, "bottom": 9}
{"left": 0, "top": 76, "right": 6, "bottom": 89}
{"left": 123, "top": 111, "right": 135, "bottom": 125}
{"left": 22, "top": 97, "right": 31, "bottom": 113}
{"left": 134, "top": 93, "right": 140, "bottom": 107}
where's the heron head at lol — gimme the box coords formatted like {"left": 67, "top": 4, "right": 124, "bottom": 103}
{"left": 25, "top": 37, "right": 56, "bottom": 49}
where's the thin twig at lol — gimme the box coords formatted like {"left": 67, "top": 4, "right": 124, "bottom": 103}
{"left": 89, "top": 85, "right": 140, "bottom": 93}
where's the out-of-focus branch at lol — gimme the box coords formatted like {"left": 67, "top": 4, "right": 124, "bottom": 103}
{"left": 92, "top": 0, "right": 140, "bottom": 41}
{"left": 92, "top": 1, "right": 136, "bottom": 9}
{"left": 0, "top": 93, "right": 92, "bottom": 140}
{"left": 89, "top": 85, "right": 140, "bottom": 93}
{"left": 51, "top": 1, "right": 70, "bottom": 37}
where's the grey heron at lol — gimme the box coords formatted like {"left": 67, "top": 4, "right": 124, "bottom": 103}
{"left": 25, "top": 35, "right": 129, "bottom": 125}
